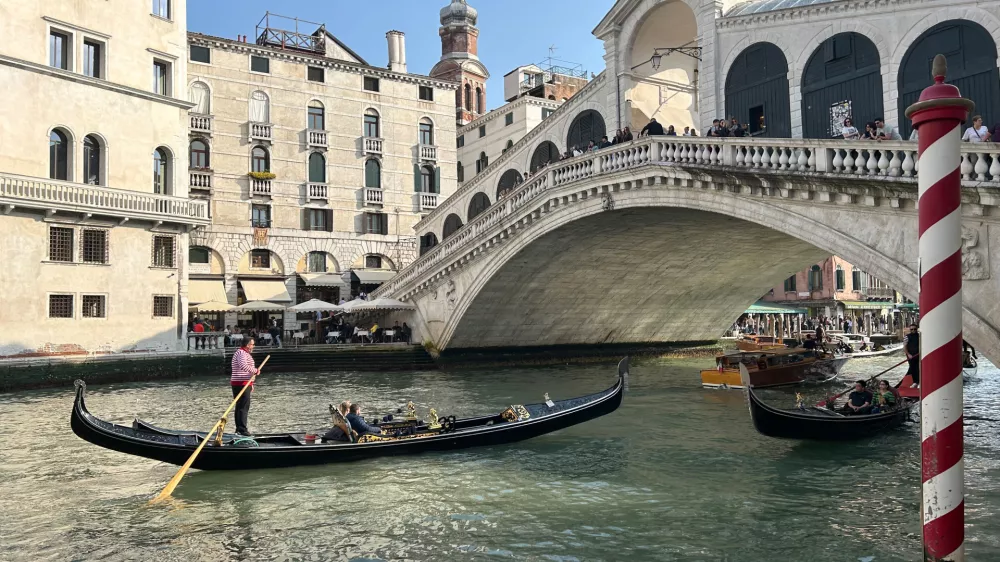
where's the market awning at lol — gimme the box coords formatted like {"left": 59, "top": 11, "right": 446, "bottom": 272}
{"left": 349, "top": 270, "right": 397, "bottom": 285}
{"left": 744, "top": 302, "right": 808, "bottom": 315}
{"left": 239, "top": 279, "right": 291, "bottom": 302}
{"left": 298, "top": 273, "right": 349, "bottom": 289}
{"left": 189, "top": 280, "right": 228, "bottom": 305}
{"left": 841, "top": 300, "right": 893, "bottom": 310}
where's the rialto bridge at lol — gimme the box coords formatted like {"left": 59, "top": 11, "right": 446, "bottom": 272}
{"left": 370, "top": 0, "right": 1000, "bottom": 362}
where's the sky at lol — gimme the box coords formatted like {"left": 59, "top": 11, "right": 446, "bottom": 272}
{"left": 187, "top": 0, "right": 614, "bottom": 111}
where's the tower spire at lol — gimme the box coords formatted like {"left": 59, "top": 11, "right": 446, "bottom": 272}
{"left": 430, "top": 0, "right": 490, "bottom": 125}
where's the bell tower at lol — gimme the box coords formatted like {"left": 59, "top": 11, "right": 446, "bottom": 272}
{"left": 430, "top": 0, "right": 490, "bottom": 125}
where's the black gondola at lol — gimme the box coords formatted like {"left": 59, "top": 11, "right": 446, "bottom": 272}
{"left": 738, "top": 364, "right": 916, "bottom": 440}
{"left": 70, "top": 358, "right": 628, "bottom": 470}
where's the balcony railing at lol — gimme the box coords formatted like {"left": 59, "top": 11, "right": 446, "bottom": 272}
{"left": 306, "top": 182, "right": 328, "bottom": 201}
{"left": 251, "top": 178, "right": 272, "bottom": 197}
{"left": 0, "top": 172, "right": 209, "bottom": 225}
{"left": 364, "top": 187, "right": 384, "bottom": 206}
{"left": 190, "top": 114, "right": 213, "bottom": 135}
{"left": 249, "top": 122, "right": 273, "bottom": 143}
{"left": 190, "top": 170, "right": 212, "bottom": 193}
{"left": 364, "top": 137, "right": 384, "bottom": 156}
{"left": 419, "top": 192, "right": 438, "bottom": 211}
{"left": 419, "top": 144, "right": 438, "bottom": 162}
{"left": 308, "top": 129, "right": 327, "bottom": 149}
{"left": 861, "top": 287, "right": 896, "bottom": 299}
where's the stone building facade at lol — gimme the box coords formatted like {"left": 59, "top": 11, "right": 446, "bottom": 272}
{"left": 184, "top": 22, "right": 458, "bottom": 330}
{"left": 0, "top": 0, "right": 208, "bottom": 355}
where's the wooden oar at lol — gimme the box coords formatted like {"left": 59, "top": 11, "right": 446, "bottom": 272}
{"left": 816, "top": 358, "right": 907, "bottom": 407}
{"left": 150, "top": 355, "right": 271, "bottom": 503}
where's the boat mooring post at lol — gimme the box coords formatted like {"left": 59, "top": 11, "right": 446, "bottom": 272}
{"left": 905, "top": 54, "right": 973, "bottom": 562}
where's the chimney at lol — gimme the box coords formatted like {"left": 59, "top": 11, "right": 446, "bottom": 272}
{"left": 386, "top": 30, "right": 407, "bottom": 73}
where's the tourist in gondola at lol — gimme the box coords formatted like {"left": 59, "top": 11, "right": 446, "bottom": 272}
{"left": 871, "top": 380, "right": 897, "bottom": 414}
{"left": 904, "top": 324, "right": 920, "bottom": 387}
{"left": 230, "top": 338, "right": 259, "bottom": 436}
{"left": 322, "top": 409, "right": 354, "bottom": 443}
{"left": 841, "top": 380, "right": 873, "bottom": 415}
{"left": 803, "top": 334, "right": 817, "bottom": 350}
{"left": 347, "top": 404, "right": 382, "bottom": 437}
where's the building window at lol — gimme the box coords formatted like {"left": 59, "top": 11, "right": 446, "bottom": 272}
{"left": 476, "top": 152, "right": 488, "bottom": 174}
{"left": 250, "top": 55, "right": 270, "bottom": 74}
{"left": 808, "top": 265, "right": 823, "bottom": 291}
{"left": 505, "top": 113, "right": 514, "bottom": 126}
{"left": 251, "top": 204, "right": 271, "bottom": 228}
{"left": 250, "top": 90, "right": 270, "bottom": 122}
{"left": 307, "top": 66, "right": 324, "bottom": 82}
{"left": 851, "top": 269, "right": 861, "bottom": 291}
{"left": 49, "top": 227, "right": 74, "bottom": 262}
{"left": 364, "top": 111, "right": 380, "bottom": 138}
{"left": 49, "top": 30, "right": 70, "bottom": 70}
{"left": 835, "top": 266, "right": 845, "bottom": 291}
{"left": 308, "top": 152, "right": 326, "bottom": 183}
{"left": 153, "top": 147, "right": 170, "bottom": 194}
{"left": 49, "top": 294, "right": 74, "bottom": 318}
{"left": 81, "top": 229, "right": 108, "bottom": 264}
{"left": 82, "top": 295, "right": 106, "bottom": 318}
{"left": 308, "top": 251, "right": 327, "bottom": 272}
{"left": 783, "top": 275, "right": 796, "bottom": 292}
{"left": 153, "top": 60, "right": 169, "bottom": 95}
{"left": 305, "top": 209, "right": 331, "bottom": 232}
{"left": 190, "top": 139, "right": 209, "bottom": 169}
{"left": 152, "top": 0, "right": 170, "bottom": 18}
{"left": 503, "top": 140, "right": 513, "bottom": 154}
{"left": 83, "top": 40, "right": 102, "bottom": 78}
{"left": 457, "top": 135, "right": 464, "bottom": 148}
{"left": 152, "top": 235, "right": 175, "bottom": 268}
{"left": 457, "top": 162, "right": 464, "bottom": 182}
{"left": 366, "top": 255, "right": 383, "bottom": 269}
{"left": 83, "top": 135, "right": 101, "bottom": 185}
{"left": 420, "top": 166, "right": 436, "bottom": 193}
{"left": 189, "top": 247, "right": 210, "bottom": 263}
{"left": 190, "top": 45, "right": 210, "bottom": 64}
{"left": 419, "top": 86, "right": 434, "bottom": 101}
{"left": 476, "top": 87, "right": 484, "bottom": 113}
{"left": 419, "top": 121, "right": 434, "bottom": 145}
{"left": 542, "top": 108, "right": 554, "bottom": 119}
{"left": 363, "top": 76, "right": 380, "bottom": 92}
{"left": 308, "top": 102, "right": 325, "bottom": 130}
{"left": 364, "top": 213, "right": 388, "bottom": 235}
{"left": 49, "top": 129, "right": 70, "bottom": 180}
{"left": 464, "top": 84, "right": 472, "bottom": 111}
{"left": 479, "top": 125, "right": 486, "bottom": 138}
{"left": 365, "top": 159, "right": 381, "bottom": 188}
{"left": 251, "top": 146, "right": 270, "bottom": 173}
{"left": 190, "top": 81, "right": 211, "bottom": 114}
{"left": 250, "top": 249, "right": 271, "bottom": 269}
{"left": 153, "top": 296, "right": 173, "bottom": 318}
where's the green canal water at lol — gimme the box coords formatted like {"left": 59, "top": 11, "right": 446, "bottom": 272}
{"left": 1, "top": 357, "right": 999, "bottom": 561}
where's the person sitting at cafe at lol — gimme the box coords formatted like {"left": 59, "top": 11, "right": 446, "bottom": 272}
{"left": 346, "top": 404, "right": 382, "bottom": 437}
{"left": 370, "top": 322, "right": 381, "bottom": 342}
{"left": 842, "top": 380, "right": 873, "bottom": 415}
{"left": 402, "top": 322, "right": 412, "bottom": 343}
{"left": 322, "top": 409, "right": 354, "bottom": 443}
{"left": 871, "top": 380, "right": 897, "bottom": 414}
{"left": 803, "top": 334, "right": 817, "bottom": 350}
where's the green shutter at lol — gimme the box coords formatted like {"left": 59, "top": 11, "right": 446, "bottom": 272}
{"left": 414, "top": 164, "right": 421, "bottom": 192}
{"left": 301, "top": 208, "right": 310, "bottom": 231}
{"left": 434, "top": 166, "right": 441, "bottom": 194}
{"left": 325, "top": 209, "right": 333, "bottom": 232}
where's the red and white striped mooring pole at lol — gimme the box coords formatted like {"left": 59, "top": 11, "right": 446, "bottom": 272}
{"left": 905, "top": 54, "right": 973, "bottom": 561}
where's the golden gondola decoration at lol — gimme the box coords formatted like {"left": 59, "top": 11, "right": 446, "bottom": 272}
{"left": 405, "top": 401, "right": 417, "bottom": 421}
{"left": 428, "top": 408, "right": 442, "bottom": 430}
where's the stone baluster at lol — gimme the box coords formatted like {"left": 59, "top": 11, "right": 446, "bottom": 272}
{"left": 769, "top": 146, "right": 781, "bottom": 169}
{"left": 975, "top": 152, "right": 988, "bottom": 181}
{"left": 877, "top": 149, "right": 889, "bottom": 175}
{"left": 901, "top": 150, "right": 915, "bottom": 177}
{"left": 960, "top": 152, "right": 973, "bottom": 180}
{"left": 989, "top": 152, "right": 1000, "bottom": 182}
{"left": 799, "top": 148, "right": 810, "bottom": 171}
{"left": 751, "top": 146, "right": 762, "bottom": 167}
{"left": 832, "top": 148, "right": 845, "bottom": 172}
{"left": 735, "top": 146, "right": 746, "bottom": 166}
{"left": 888, "top": 150, "right": 901, "bottom": 177}
{"left": 807, "top": 148, "right": 817, "bottom": 171}
{"left": 664, "top": 143, "right": 674, "bottom": 162}
{"left": 853, "top": 149, "right": 867, "bottom": 174}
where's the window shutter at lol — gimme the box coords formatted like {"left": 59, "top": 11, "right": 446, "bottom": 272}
{"left": 434, "top": 166, "right": 441, "bottom": 194}
{"left": 302, "top": 209, "right": 310, "bottom": 230}
{"left": 413, "top": 164, "right": 421, "bottom": 192}
{"left": 380, "top": 214, "right": 388, "bottom": 235}
{"left": 325, "top": 209, "right": 333, "bottom": 232}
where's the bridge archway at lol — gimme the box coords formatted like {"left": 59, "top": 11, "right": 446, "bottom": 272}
{"left": 419, "top": 232, "right": 438, "bottom": 256}
{"left": 725, "top": 42, "right": 791, "bottom": 138}
{"left": 467, "top": 192, "right": 491, "bottom": 221}
{"left": 801, "top": 33, "right": 883, "bottom": 139}
{"left": 496, "top": 169, "right": 523, "bottom": 199}
{"left": 442, "top": 214, "right": 463, "bottom": 240}
{"left": 566, "top": 110, "right": 606, "bottom": 152}
{"left": 530, "top": 141, "right": 560, "bottom": 172}
{"left": 898, "top": 19, "right": 1000, "bottom": 140}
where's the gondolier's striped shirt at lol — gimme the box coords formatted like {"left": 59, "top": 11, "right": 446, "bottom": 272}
{"left": 231, "top": 348, "right": 256, "bottom": 386}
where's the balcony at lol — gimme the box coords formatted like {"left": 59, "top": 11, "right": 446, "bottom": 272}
{"left": 419, "top": 192, "right": 438, "bottom": 211}
{"left": 250, "top": 178, "right": 272, "bottom": 197}
{"left": 306, "top": 182, "right": 328, "bottom": 201}
{"left": 307, "top": 129, "right": 328, "bottom": 149}
{"left": 861, "top": 286, "right": 896, "bottom": 300}
{"left": 190, "top": 114, "right": 213, "bottom": 135}
{"left": 189, "top": 170, "right": 213, "bottom": 195}
{"left": 0, "top": 172, "right": 209, "bottom": 226}
{"left": 249, "top": 122, "right": 273, "bottom": 143}
{"left": 364, "top": 137, "right": 384, "bottom": 156}
{"left": 364, "top": 187, "right": 384, "bottom": 206}
{"left": 419, "top": 144, "right": 438, "bottom": 162}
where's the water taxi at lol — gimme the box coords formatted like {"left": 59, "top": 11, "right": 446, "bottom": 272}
{"left": 701, "top": 348, "right": 848, "bottom": 389}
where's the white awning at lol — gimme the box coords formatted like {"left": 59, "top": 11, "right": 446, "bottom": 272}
{"left": 352, "top": 270, "right": 397, "bottom": 284}
{"left": 240, "top": 279, "right": 291, "bottom": 302}
{"left": 298, "top": 272, "right": 349, "bottom": 288}
{"left": 189, "top": 280, "right": 228, "bottom": 305}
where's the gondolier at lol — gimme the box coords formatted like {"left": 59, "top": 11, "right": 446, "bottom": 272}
{"left": 231, "top": 338, "right": 260, "bottom": 436}
{"left": 903, "top": 324, "right": 920, "bottom": 387}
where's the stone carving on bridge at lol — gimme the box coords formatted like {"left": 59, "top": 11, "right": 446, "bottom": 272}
{"left": 445, "top": 280, "right": 458, "bottom": 311}
{"left": 602, "top": 192, "right": 615, "bottom": 211}
{"left": 961, "top": 223, "right": 989, "bottom": 281}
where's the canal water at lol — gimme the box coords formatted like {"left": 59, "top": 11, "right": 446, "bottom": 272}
{"left": 1, "top": 357, "right": 999, "bottom": 561}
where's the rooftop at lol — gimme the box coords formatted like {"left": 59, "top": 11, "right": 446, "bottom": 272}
{"left": 724, "top": 0, "right": 838, "bottom": 17}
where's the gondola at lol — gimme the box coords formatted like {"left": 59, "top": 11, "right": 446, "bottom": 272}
{"left": 70, "top": 358, "right": 628, "bottom": 471}
{"left": 963, "top": 355, "right": 979, "bottom": 381}
{"left": 738, "top": 364, "right": 916, "bottom": 440}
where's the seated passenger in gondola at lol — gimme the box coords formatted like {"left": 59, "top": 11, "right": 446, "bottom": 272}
{"left": 841, "top": 380, "right": 873, "bottom": 415}
{"left": 346, "top": 403, "right": 383, "bottom": 437}
{"left": 803, "top": 334, "right": 817, "bottom": 351}
{"left": 871, "top": 380, "right": 897, "bottom": 413}
{"left": 322, "top": 409, "right": 355, "bottom": 443}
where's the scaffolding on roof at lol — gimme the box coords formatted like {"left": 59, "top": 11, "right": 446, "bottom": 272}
{"left": 519, "top": 57, "right": 589, "bottom": 91}
{"left": 255, "top": 12, "right": 325, "bottom": 53}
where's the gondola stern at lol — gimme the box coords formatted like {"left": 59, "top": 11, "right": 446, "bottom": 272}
{"left": 618, "top": 356, "right": 629, "bottom": 392}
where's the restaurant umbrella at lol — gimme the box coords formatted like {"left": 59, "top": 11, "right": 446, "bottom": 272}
{"left": 287, "top": 299, "right": 341, "bottom": 313}
{"left": 350, "top": 297, "right": 417, "bottom": 312}
{"left": 338, "top": 298, "right": 366, "bottom": 314}
{"left": 234, "top": 300, "right": 287, "bottom": 312}
{"left": 191, "top": 300, "right": 234, "bottom": 312}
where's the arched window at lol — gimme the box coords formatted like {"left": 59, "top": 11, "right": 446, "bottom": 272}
{"left": 190, "top": 139, "right": 209, "bottom": 169}
{"left": 724, "top": 42, "right": 791, "bottom": 137}
{"left": 464, "top": 83, "right": 472, "bottom": 111}
{"left": 476, "top": 87, "right": 483, "bottom": 113}
{"left": 153, "top": 147, "right": 170, "bottom": 194}
{"left": 308, "top": 101, "right": 325, "bottom": 130}
{"left": 496, "top": 169, "right": 523, "bottom": 198}
{"left": 419, "top": 166, "right": 437, "bottom": 193}
{"left": 475, "top": 151, "right": 488, "bottom": 174}
{"left": 467, "top": 192, "right": 491, "bottom": 221}
{"left": 49, "top": 129, "right": 69, "bottom": 180}
{"left": 530, "top": 141, "right": 560, "bottom": 172}
{"left": 308, "top": 152, "right": 326, "bottom": 183}
{"left": 364, "top": 109, "right": 380, "bottom": 138}
{"left": 566, "top": 110, "right": 607, "bottom": 152}
{"left": 249, "top": 90, "right": 270, "bottom": 123}
{"left": 835, "top": 265, "right": 845, "bottom": 291}
{"left": 783, "top": 275, "right": 797, "bottom": 292}
{"left": 442, "top": 213, "right": 463, "bottom": 240}
{"left": 83, "top": 135, "right": 101, "bottom": 185}
{"left": 808, "top": 264, "right": 823, "bottom": 291}
{"left": 365, "top": 159, "right": 381, "bottom": 188}
{"left": 419, "top": 118, "right": 434, "bottom": 145}
{"left": 503, "top": 139, "right": 514, "bottom": 153}
{"left": 307, "top": 251, "right": 327, "bottom": 273}
{"left": 251, "top": 146, "right": 270, "bottom": 173}
{"left": 189, "top": 81, "right": 211, "bottom": 115}
{"left": 457, "top": 161, "right": 464, "bottom": 183}
{"left": 419, "top": 233, "right": 439, "bottom": 256}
